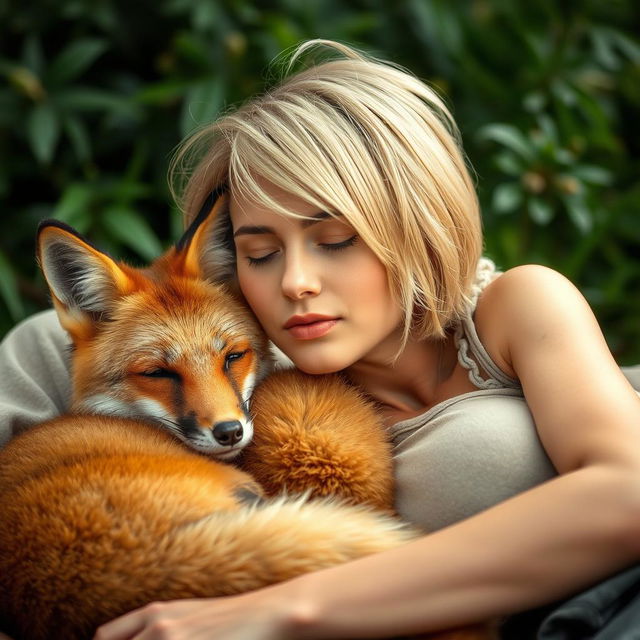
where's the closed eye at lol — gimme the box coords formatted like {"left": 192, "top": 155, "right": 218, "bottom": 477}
{"left": 247, "top": 251, "right": 277, "bottom": 267}
{"left": 139, "top": 368, "right": 180, "bottom": 381}
{"left": 246, "top": 236, "right": 358, "bottom": 267}
{"left": 319, "top": 235, "right": 358, "bottom": 251}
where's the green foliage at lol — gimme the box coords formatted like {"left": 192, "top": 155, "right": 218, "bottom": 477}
{"left": 1, "top": 0, "right": 639, "bottom": 362}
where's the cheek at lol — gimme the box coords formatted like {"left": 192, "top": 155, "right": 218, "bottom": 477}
{"left": 341, "top": 257, "right": 393, "bottom": 307}
{"left": 237, "top": 270, "right": 274, "bottom": 324}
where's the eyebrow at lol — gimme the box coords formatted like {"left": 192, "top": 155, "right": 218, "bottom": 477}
{"left": 233, "top": 211, "right": 333, "bottom": 238}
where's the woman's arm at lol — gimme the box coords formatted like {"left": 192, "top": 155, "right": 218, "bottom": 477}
{"left": 0, "top": 309, "right": 71, "bottom": 447}
{"left": 96, "top": 460, "right": 640, "bottom": 640}
{"left": 271, "top": 267, "right": 640, "bottom": 637}
{"left": 95, "top": 266, "right": 640, "bottom": 639}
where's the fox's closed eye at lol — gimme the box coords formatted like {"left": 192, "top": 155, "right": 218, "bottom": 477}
{"left": 139, "top": 368, "right": 180, "bottom": 380}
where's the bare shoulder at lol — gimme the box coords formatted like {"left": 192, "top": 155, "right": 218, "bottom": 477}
{"left": 475, "top": 264, "right": 640, "bottom": 473}
{"left": 474, "top": 264, "right": 596, "bottom": 379}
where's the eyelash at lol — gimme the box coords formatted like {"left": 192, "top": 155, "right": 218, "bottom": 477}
{"left": 246, "top": 235, "right": 358, "bottom": 267}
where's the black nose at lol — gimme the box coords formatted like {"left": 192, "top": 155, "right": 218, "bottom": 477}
{"left": 212, "top": 420, "right": 244, "bottom": 446}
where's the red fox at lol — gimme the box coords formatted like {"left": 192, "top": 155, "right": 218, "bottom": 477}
{"left": 0, "top": 194, "right": 492, "bottom": 640}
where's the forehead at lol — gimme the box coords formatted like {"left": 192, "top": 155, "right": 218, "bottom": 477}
{"left": 228, "top": 177, "right": 319, "bottom": 226}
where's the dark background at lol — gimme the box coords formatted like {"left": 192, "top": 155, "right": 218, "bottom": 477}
{"left": 1, "top": 0, "right": 639, "bottom": 362}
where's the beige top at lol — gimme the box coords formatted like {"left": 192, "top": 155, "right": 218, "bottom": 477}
{"left": 391, "top": 259, "right": 640, "bottom": 532}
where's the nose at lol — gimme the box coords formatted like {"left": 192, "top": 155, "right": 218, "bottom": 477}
{"left": 212, "top": 420, "right": 244, "bottom": 446}
{"left": 281, "top": 250, "right": 321, "bottom": 300}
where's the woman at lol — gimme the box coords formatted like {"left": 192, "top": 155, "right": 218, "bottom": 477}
{"left": 1, "top": 40, "right": 639, "bottom": 639}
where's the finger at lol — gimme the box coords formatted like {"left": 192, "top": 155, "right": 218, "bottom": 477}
{"left": 93, "top": 607, "right": 150, "bottom": 640}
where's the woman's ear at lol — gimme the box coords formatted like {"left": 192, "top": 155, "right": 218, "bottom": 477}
{"left": 173, "top": 190, "right": 236, "bottom": 284}
{"left": 37, "top": 221, "right": 138, "bottom": 340}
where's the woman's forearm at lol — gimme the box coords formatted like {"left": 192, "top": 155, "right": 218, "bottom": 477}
{"left": 270, "top": 464, "right": 640, "bottom": 638}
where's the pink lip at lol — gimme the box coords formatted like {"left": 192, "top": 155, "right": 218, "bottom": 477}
{"left": 283, "top": 314, "right": 340, "bottom": 340}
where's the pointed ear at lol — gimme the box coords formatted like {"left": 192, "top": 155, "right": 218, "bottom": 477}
{"left": 173, "top": 190, "right": 236, "bottom": 283}
{"left": 37, "top": 221, "right": 137, "bottom": 340}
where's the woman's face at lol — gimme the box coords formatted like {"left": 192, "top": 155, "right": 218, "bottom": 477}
{"left": 229, "top": 181, "right": 404, "bottom": 374}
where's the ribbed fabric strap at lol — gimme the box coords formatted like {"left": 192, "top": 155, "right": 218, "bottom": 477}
{"left": 454, "top": 258, "right": 520, "bottom": 390}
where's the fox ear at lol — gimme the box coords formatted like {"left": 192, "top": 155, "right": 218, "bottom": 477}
{"left": 174, "top": 190, "right": 236, "bottom": 283}
{"left": 37, "top": 221, "right": 137, "bottom": 339}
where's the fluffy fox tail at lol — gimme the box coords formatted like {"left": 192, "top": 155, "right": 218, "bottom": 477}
{"left": 1, "top": 491, "right": 416, "bottom": 640}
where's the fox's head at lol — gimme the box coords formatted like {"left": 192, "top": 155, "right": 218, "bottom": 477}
{"left": 37, "top": 193, "right": 273, "bottom": 459}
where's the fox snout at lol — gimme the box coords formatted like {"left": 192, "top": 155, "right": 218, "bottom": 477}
{"left": 174, "top": 410, "right": 254, "bottom": 458}
{"left": 177, "top": 415, "right": 246, "bottom": 446}
{"left": 212, "top": 420, "right": 244, "bottom": 446}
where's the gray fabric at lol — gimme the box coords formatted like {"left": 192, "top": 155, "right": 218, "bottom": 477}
{"left": 0, "top": 309, "right": 71, "bottom": 447}
{"left": 390, "top": 262, "right": 640, "bottom": 533}
{"left": 622, "top": 365, "right": 640, "bottom": 390}
{"left": 503, "top": 565, "right": 640, "bottom": 639}
{"left": 538, "top": 565, "right": 640, "bottom": 639}
{"left": 391, "top": 261, "right": 558, "bottom": 532}
{"left": 453, "top": 258, "right": 520, "bottom": 391}
{"left": 391, "top": 387, "right": 557, "bottom": 532}
{"left": 391, "top": 362, "right": 638, "bottom": 532}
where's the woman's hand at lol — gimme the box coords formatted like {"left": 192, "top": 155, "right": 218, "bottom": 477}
{"left": 93, "top": 592, "right": 296, "bottom": 640}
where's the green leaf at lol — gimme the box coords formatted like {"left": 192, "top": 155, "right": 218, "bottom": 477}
{"left": 590, "top": 27, "right": 621, "bottom": 71}
{"left": 112, "top": 181, "right": 153, "bottom": 204}
{"left": 64, "top": 116, "right": 92, "bottom": 163}
{"left": 536, "top": 114, "right": 558, "bottom": 145}
{"left": 135, "top": 80, "right": 192, "bottom": 105}
{"left": 193, "top": 1, "right": 223, "bottom": 31}
{"left": 523, "top": 91, "right": 546, "bottom": 113}
{"left": 180, "top": 77, "right": 225, "bottom": 136}
{"left": 496, "top": 225, "right": 522, "bottom": 267}
{"left": 53, "top": 183, "right": 94, "bottom": 231}
{"left": 27, "top": 103, "right": 60, "bottom": 164}
{"left": 55, "top": 88, "right": 138, "bottom": 117}
{"left": 405, "top": 0, "right": 454, "bottom": 72}
{"left": 492, "top": 182, "right": 523, "bottom": 214}
{"left": 23, "top": 35, "right": 44, "bottom": 75}
{"left": 563, "top": 197, "right": 594, "bottom": 234}
{"left": 174, "top": 33, "right": 211, "bottom": 68}
{"left": 572, "top": 165, "right": 613, "bottom": 186}
{"left": 554, "top": 148, "right": 575, "bottom": 165}
{"left": 550, "top": 79, "right": 578, "bottom": 106}
{"left": 494, "top": 151, "right": 524, "bottom": 176}
{"left": 47, "top": 39, "right": 108, "bottom": 86}
{"left": 611, "top": 30, "right": 640, "bottom": 63}
{"left": 0, "top": 250, "right": 25, "bottom": 321}
{"left": 476, "top": 124, "right": 536, "bottom": 163}
{"left": 528, "top": 198, "right": 554, "bottom": 225}
{"left": 169, "top": 206, "right": 185, "bottom": 244}
{"left": 102, "top": 207, "right": 164, "bottom": 261}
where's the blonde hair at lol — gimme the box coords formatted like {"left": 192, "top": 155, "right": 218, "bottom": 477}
{"left": 170, "top": 39, "right": 483, "bottom": 346}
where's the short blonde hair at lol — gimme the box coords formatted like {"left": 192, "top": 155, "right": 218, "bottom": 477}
{"left": 170, "top": 39, "right": 483, "bottom": 345}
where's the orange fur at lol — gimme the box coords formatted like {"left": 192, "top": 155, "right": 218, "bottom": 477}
{"left": 244, "top": 370, "right": 394, "bottom": 510}
{"left": 0, "top": 197, "right": 493, "bottom": 640}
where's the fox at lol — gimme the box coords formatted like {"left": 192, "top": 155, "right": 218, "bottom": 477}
{"left": 0, "top": 193, "right": 492, "bottom": 640}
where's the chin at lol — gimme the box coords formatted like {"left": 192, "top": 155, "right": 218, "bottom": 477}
{"left": 294, "top": 362, "right": 341, "bottom": 376}
{"left": 288, "top": 353, "right": 349, "bottom": 376}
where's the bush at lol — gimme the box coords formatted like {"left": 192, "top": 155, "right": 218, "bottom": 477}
{"left": 1, "top": 0, "right": 639, "bottom": 362}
